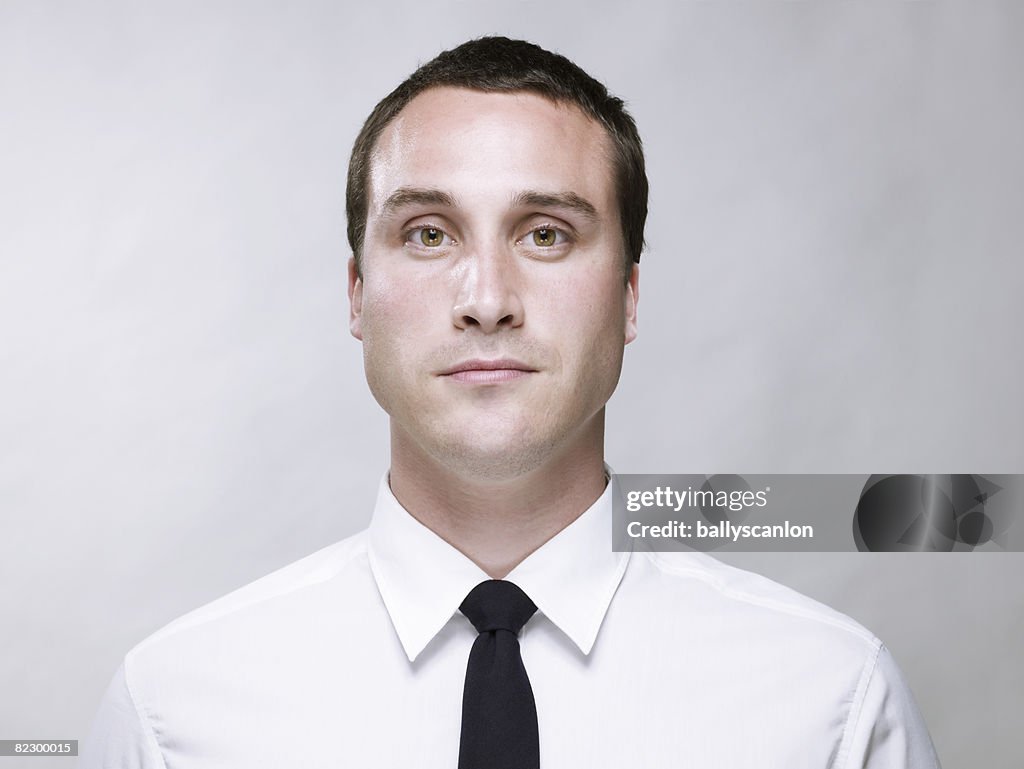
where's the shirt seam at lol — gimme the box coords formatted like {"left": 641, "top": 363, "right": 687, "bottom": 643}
{"left": 136, "top": 536, "right": 369, "bottom": 653}
{"left": 118, "top": 537, "right": 370, "bottom": 763}
{"left": 123, "top": 654, "right": 169, "bottom": 769}
{"left": 832, "top": 640, "right": 883, "bottom": 769}
{"left": 644, "top": 550, "right": 877, "bottom": 644}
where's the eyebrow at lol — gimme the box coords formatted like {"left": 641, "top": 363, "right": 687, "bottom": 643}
{"left": 377, "top": 186, "right": 600, "bottom": 223}
{"left": 512, "top": 190, "right": 599, "bottom": 222}
{"left": 379, "top": 187, "right": 458, "bottom": 218}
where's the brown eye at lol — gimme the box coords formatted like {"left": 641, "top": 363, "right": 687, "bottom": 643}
{"left": 420, "top": 228, "right": 444, "bottom": 247}
{"left": 533, "top": 228, "right": 558, "bottom": 247}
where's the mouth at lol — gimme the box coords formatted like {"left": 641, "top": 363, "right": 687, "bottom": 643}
{"left": 439, "top": 358, "right": 538, "bottom": 384}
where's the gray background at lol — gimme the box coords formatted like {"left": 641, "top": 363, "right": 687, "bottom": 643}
{"left": 1, "top": 1, "right": 1021, "bottom": 767}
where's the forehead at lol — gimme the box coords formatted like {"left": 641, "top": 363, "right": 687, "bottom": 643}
{"left": 368, "top": 87, "right": 616, "bottom": 216}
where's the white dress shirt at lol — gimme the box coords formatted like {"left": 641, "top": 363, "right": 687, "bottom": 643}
{"left": 80, "top": 473, "right": 941, "bottom": 768}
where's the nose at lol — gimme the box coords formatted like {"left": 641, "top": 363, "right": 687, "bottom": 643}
{"left": 451, "top": 249, "right": 524, "bottom": 333}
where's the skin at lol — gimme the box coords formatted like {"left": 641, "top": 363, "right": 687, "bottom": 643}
{"left": 349, "top": 86, "right": 639, "bottom": 578}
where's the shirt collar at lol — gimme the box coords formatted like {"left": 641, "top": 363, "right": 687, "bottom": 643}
{"left": 366, "top": 470, "right": 630, "bottom": 662}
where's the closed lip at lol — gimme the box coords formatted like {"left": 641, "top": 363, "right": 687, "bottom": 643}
{"left": 439, "top": 358, "right": 537, "bottom": 376}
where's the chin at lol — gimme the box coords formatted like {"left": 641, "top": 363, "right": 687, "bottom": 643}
{"left": 431, "top": 430, "right": 554, "bottom": 482}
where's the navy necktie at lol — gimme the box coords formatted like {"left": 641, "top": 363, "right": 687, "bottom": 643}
{"left": 458, "top": 579, "right": 540, "bottom": 769}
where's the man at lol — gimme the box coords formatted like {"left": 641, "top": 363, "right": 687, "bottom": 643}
{"left": 80, "top": 37, "right": 941, "bottom": 768}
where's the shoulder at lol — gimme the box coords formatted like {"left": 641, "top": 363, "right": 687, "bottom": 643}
{"left": 125, "top": 530, "right": 370, "bottom": 671}
{"left": 88, "top": 531, "right": 380, "bottom": 762}
{"left": 632, "top": 548, "right": 879, "bottom": 653}
{"left": 618, "top": 552, "right": 940, "bottom": 766}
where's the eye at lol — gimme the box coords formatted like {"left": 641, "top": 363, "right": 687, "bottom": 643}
{"left": 405, "top": 226, "right": 454, "bottom": 249}
{"left": 525, "top": 226, "right": 571, "bottom": 249}
{"left": 420, "top": 227, "right": 444, "bottom": 247}
{"left": 532, "top": 228, "right": 559, "bottom": 247}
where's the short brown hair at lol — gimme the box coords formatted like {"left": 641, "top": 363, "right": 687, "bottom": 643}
{"left": 346, "top": 36, "right": 648, "bottom": 278}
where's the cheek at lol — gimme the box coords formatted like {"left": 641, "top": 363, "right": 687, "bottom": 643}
{"left": 360, "top": 273, "right": 423, "bottom": 348}
{"left": 528, "top": 266, "right": 626, "bottom": 400}
{"left": 544, "top": 266, "right": 626, "bottom": 340}
{"left": 358, "top": 270, "right": 453, "bottom": 412}
{"left": 358, "top": 278, "right": 419, "bottom": 402}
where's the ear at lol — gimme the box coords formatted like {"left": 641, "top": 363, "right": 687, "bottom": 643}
{"left": 347, "top": 257, "right": 364, "bottom": 341}
{"left": 624, "top": 262, "right": 639, "bottom": 345}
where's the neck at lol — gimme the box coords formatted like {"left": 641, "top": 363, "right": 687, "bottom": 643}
{"left": 388, "top": 415, "right": 608, "bottom": 579}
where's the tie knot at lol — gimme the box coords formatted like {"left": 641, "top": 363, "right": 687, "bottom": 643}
{"left": 460, "top": 580, "right": 537, "bottom": 635}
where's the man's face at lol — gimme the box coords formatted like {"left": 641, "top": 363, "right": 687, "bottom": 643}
{"left": 350, "top": 86, "right": 638, "bottom": 480}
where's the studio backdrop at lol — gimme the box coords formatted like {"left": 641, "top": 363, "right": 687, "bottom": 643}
{"left": 0, "top": 2, "right": 1021, "bottom": 768}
